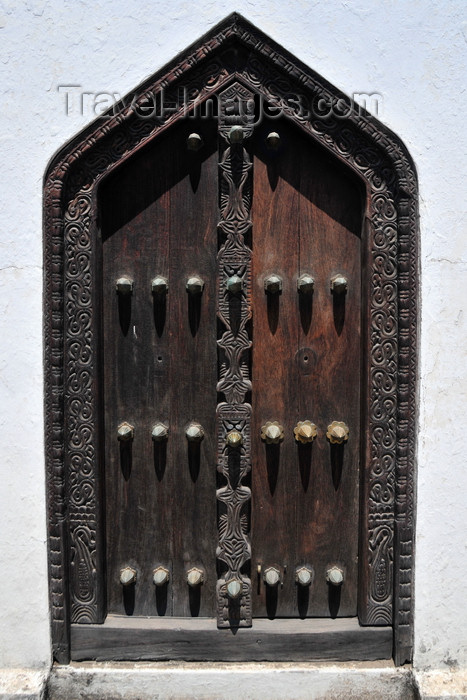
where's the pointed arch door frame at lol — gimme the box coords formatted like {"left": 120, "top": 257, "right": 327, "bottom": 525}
{"left": 44, "top": 13, "right": 418, "bottom": 665}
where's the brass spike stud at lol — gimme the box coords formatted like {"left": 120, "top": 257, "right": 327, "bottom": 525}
{"left": 153, "top": 566, "right": 169, "bottom": 586}
{"left": 228, "top": 125, "right": 244, "bottom": 144}
{"left": 261, "top": 421, "right": 284, "bottom": 444}
{"left": 152, "top": 423, "right": 168, "bottom": 442}
{"left": 296, "top": 566, "right": 314, "bottom": 587}
{"left": 117, "top": 422, "right": 134, "bottom": 441}
{"left": 266, "top": 132, "right": 281, "bottom": 150}
{"left": 186, "top": 276, "right": 205, "bottom": 295}
{"left": 263, "top": 566, "right": 281, "bottom": 587}
{"left": 187, "top": 133, "right": 203, "bottom": 151}
{"left": 226, "top": 578, "right": 243, "bottom": 599}
{"left": 226, "top": 274, "right": 243, "bottom": 294}
{"left": 297, "top": 273, "right": 315, "bottom": 294}
{"left": 326, "top": 566, "right": 344, "bottom": 586}
{"left": 151, "top": 276, "right": 168, "bottom": 294}
{"left": 264, "top": 274, "right": 283, "bottom": 294}
{"left": 119, "top": 566, "right": 137, "bottom": 586}
{"left": 187, "top": 567, "right": 204, "bottom": 587}
{"left": 294, "top": 420, "right": 318, "bottom": 444}
{"left": 330, "top": 274, "right": 348, "bottom": 294}
{"left": 226, "top": 430, "right": 243, "bottom": 447}
{"left": 116, "top": 276, "right": 133, "bottom": 295}
{"left": 186, "top": 423, "right": 204, "bottom": 442}
{"left": 326, "top": 421, "right": 349, "bottom": 444}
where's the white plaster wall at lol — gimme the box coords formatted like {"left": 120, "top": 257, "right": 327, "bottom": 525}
{"left": 0, "top": 0, "right": 466, "bottom": 674}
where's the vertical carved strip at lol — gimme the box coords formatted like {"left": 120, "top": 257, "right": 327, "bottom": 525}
{"left": 64, "top": 186, "right": 101, "bottom": 623}
{"left": 394, "top": 190, "right": 417, "bottom": 662}
{"left": 365, "top": 189, "right": 398, "bottom": 624}
{"left": 216, "top": 83, "right": 255, "bottom": 627}
{"left": 44, "top": 182, "right": 70, "bottom": 661}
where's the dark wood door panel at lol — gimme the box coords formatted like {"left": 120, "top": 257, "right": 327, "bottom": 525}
{"left": 251, "top": 117, "right": 363, "bottom": 617}
{"left": 297, "top": 123, "right": 363, "bottom": 618}
{"left": 250, "top": 120, "right": 300, "bottom": 618}
{"left": 100, "top": 113, "right": 362, "bottom": 621}
{"left": 167, "top": 124, "right": 218, "bottom": 618}
{"left": 100, "top": 119, "right": 218, "bottom": 617}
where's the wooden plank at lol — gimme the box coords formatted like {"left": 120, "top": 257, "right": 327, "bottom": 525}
{"left": 251, "top": 119, "right": 300, "bottom": 618}
{"left": 296, "top": 124, "right": 363, "bottom": 617}
{"left": 251, "top": 117, "right": 363, "bottom": 618}
{"left": 71, "top": 616, "right": 392, "bottom": 662}
{"left": 167, "top": 119, "right": 218, "bottom": 617}
{"left": 100, "top": 119, "right": 218, "bottom": 618}
{"left": 101, "top": 130, "right": 175, "bottom": 617}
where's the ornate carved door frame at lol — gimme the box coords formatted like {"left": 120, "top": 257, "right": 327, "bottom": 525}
{"left": 44, "top": 13, "right": 418, "bottom": 665}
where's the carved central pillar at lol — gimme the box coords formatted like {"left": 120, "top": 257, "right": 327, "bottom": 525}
{"left": 216, "top": 83, "right": 255, "bottom": 627}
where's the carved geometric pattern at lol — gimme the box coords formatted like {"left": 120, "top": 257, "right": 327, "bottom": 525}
{"left": 215, "top": 83, "right": 255, "bottom": 627}
{"left": 44, "top": 13, "right": 417, "bottom": 662}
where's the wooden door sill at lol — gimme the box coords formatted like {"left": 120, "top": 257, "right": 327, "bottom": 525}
{"left": 71, "top": 615, "right": 392, "bottom": 662}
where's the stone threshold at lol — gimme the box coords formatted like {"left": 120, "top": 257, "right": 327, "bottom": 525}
{"left": 49, "top": 661, "right": 413, "bottom": 699}
{"left": 2, "top": 663, "right": 467, "bottom": 699}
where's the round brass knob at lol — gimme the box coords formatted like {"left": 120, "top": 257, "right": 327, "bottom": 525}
{"left": 296, "top": 566, "right": 313, "bottom": 586}
{"left": 297, "top": 274, "right": 315, "bottom": 294}
{"left": 261, "top": 421, "right": 284, "bottom": 444}
{"left": 151, "top": 276, "right": 168, "bottom": 294}
{"left": 187, "top": 133, "right": 203, "bottom": 151}
{"left": 264, "top": 274, "right": 282, "bottom": 294}
{"left": 326, "top": 421, "right": 349, "bottom": 444}
{"left": 226, "top": 578, "right": 242, "bottom": 599}
{"left": 153, "top": 566, "right": 169, "bottom": 586}
{"left": 152, "top": 423, "right": 168, "bottom": 442}
{"left": 228, "top": 125, "right": 244, "bottom": 144}
{"left": 294, "top": 420, "right": 318, "bottom": 444}
{"left": 187, "top": 567, "right": 204, "bottom": 587}
{"left": 266, "top": 132, "right": 280, "bottom": 150}
{"left": 116, "top": 276, "right": 133, "bottom": 295}
{"left": 117, "top": 422, "right": 134, "bottom": 441}
{"left": 330, "top": 274, "right": 348, "bottom": 294}
{"left": 186, "top": 423, "right": 204, "bottom": 442}
{"left": 326, "top": 566, "right": 344, "bottom": 586}
{"left": 263, "top": 566, "right": 281, "bottom": 587}
{"left": 226, "top": 430, "right": 243, "bottom": 447}
{"left": 119, "top": 566, "right": 137, "bottom": 586}
{"left": 186, "top": 276, "right": 205, "bottom": 294}
{"left": 226, "top": 275, "right": 243, "bottom": 294}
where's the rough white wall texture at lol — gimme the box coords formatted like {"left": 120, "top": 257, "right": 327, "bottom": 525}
{"left": 0, "top": 0, "right": 466, "bottom": 679}
{"left": 416, "top": 669, "right": 467, "bottom": 700}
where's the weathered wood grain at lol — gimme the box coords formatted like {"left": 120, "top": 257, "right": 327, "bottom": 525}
{"left": 101, "top": 118, "right": 218, "bottom": 618}
{"left": 251, "top": 117, "right": 363, "bottom": 617}
{"left": 71, "top": 616, "right": 392, "bottom": 662}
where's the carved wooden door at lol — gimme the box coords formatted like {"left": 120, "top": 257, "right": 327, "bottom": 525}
{"left": 45, "top": 15, "right": 418, "bottom": 665}
{"left": 100, "top": 103, "right": 362, "bottom": 624}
